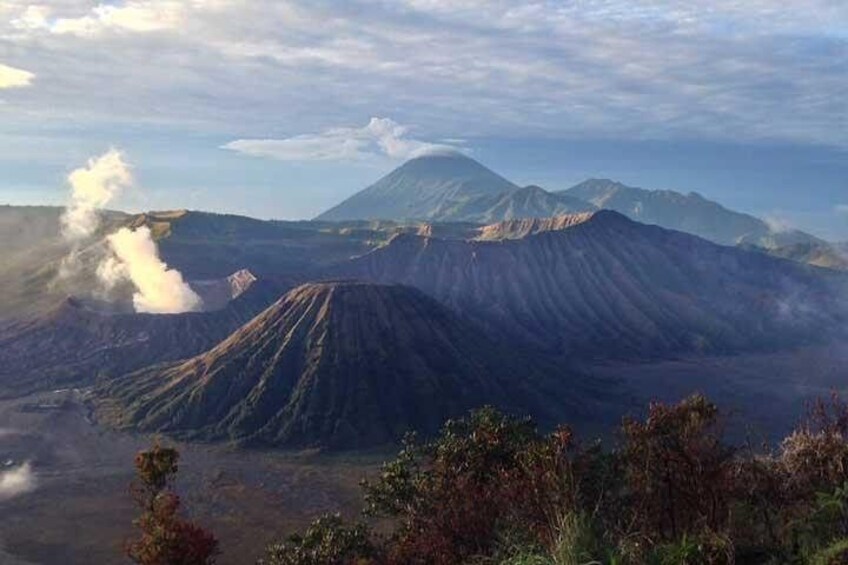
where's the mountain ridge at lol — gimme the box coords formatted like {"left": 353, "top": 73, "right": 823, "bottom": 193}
{"left": 559, "top": 178, "right": 822, "bottom": 248}
{"left": 336, "top": 211, "right": 848, "bottom": 358}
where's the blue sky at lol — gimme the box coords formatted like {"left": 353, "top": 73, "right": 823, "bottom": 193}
{"left": 1, "top": 1, "right": 846, "bottom": 239}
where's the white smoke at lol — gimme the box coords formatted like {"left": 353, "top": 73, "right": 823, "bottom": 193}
{"left": 57, "top": 150, "right": 202, "bottom": 314}
{"left": 0, "top": 462, "right": 36, "bottom": 500}
{"left": 98, "top": 226, "right": 202, "bottom": 314}
{"left": 61, "top": 149, "right": 132, "bottom": 241}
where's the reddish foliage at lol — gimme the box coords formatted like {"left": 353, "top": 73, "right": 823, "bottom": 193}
{"left": 619, "top": 394, "right": 736, "bottom": 542}
{"left": 126, "top": 443, "right": 219, "bottom": 565}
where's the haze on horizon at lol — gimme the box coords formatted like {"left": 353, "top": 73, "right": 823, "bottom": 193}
{"left": 0, "top": 1, "right": 846, "bottom": 239}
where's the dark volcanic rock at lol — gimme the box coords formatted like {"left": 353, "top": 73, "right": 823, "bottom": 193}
{"left": 97, "top": 281, "right": 571, "bottom": 449}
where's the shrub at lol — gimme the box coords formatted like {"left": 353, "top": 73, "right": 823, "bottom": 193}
{"left": 126, "top": 443, "right": 219, "bottom": 565}
{"left": 261, "top": 513, "right": 377, "bottom": 565}
{"left": 362, "top": 407, "right": 546, "bottom": 563}
{"left": 258, "top": 394, "right": 848, "bottom": 565}
{"left": 619, "top": 395, "right": 736, "bottom": 542}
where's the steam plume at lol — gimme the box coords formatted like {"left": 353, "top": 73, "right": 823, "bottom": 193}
{"left": 98, "top": 226, "right": 202, "bottom": 314}
{"left": 57, "top": 150, "right": 202, "bottom": 314}
{"left": 0, "top": 462, "right": 36, "bottom": 500}
{"left": 61, "top": 149, "right": 131, "bottom": 241}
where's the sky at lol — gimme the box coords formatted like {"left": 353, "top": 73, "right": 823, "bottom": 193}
{"left": 0, "top": 1, "right": 846, "bottom": 239}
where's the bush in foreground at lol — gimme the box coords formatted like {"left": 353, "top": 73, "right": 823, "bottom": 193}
{"left": 126, "top": 443, "right": 219, "bottom": 565}
{"left": 129, "top": 394, "right": 848, "bottom": 564}
{"left": 264, "top": 394, "right": 848, "bottom": 564}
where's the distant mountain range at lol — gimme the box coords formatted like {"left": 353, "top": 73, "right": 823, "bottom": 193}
{"left": 1, "top": 205, "right": 845, "bottom": 447}
{"left": 88, "top": 212, "right": 848, "bottom": 448}
{"left": 559, "top": 178, "right": 823, "bottom": 248}
{"left": 96, "top": 281, "right": 585, "bottom": 448}
{"left": 316, "top": 153, "right": 824, "bottom": 250}
{"left": 2, "top": 156, "right": 845, "bottom": 450}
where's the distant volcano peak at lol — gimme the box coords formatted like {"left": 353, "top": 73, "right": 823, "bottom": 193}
{"left": 315, "top": 154, "right": 518, "bottom": 222}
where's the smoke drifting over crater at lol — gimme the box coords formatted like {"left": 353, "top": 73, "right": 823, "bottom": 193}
{"left": 59, "top": 150, "right": 202, "bottom": 314}
{"left": 98, "top": 226, "right": 202, "bottom": 314}
{"left": 61, "top": 149, "right": 131, "bottom": 241}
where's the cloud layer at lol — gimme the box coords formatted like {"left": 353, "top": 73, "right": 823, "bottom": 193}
{"left": 1, "top": 1, "right": 846, "bottom": 148}
{"left": 224, "top": 117, "right": 460, "bottom": 161}
{"left": 0, "top": 62, "right": 34, "bottom": 88}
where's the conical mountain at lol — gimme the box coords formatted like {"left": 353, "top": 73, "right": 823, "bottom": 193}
{"left": 97, "top": 281, "right": 566, "bottom": 449}
{"left": 315, "top": 153, "right": 519, "bottom": 221}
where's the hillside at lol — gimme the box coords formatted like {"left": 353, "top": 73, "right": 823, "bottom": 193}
{"left": 559, "top": 179, "right": 821, "bottom": 248}
{"left": 0, "top": 280, "right": 282, "bottom": 397}
{"left": 315, "top": 153, "right": 520, "bottom": 221}
{"left": 96, "top": 281, "right": 580, "bottom": 448}
{"left": 338, "top": 211, "right": 848, "bottom": 358}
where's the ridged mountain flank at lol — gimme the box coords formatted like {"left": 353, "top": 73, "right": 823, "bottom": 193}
{"left": 338, "top": 211, "right": 848, "bottom": 357}
{"left": 97, "top": 281, "right": 563, "bottom": 449}
{"left": 433, "top": 184, "right": 595, "bottom": 223}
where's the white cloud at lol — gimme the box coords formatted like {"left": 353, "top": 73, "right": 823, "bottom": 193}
{"left": 836, "top": 204, "right": 848, "bottom": 215}
{"left": 10, "top": 5, "right": 51, "bottom": 31}
{"left": 0, "top": 63, "right": 34, "bottom": 89}
{"left": 1, "top": 1, "right": 847, "bottom": 147}
{"left": 0, "top": 462, "right": 36, "bottom": 500}
{"left": 223, "top": 117, "right": 460, "bottom": 162}
{"left": 13, "top": 1, "right": 188, "bottom": 36}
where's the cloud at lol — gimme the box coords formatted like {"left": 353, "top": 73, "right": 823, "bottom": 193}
{"left": 223, "top": 117, "right": 460, "bottom": 162}
{"left": 12, "top": 1, "right": 187, "bottom": 36}
{"left": 836, "top": 204, "right": 848, "bottom": 215}
{"left": 61, "top": 149, "right": 132, "bottom": 241}
{"left": 0, "top": 63, "right": 34, "bottom": 89}
{"left": 2, "top": 1, "right": 847, "bottom": 149}
{"left": 99, "top": 226, "right": 203, "bottom": 314}
{"left": 764, "top": 214, "right": 797, "bottom": 234}
{"left": 0, "top": 462, "right": 36, "bottom": 500}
